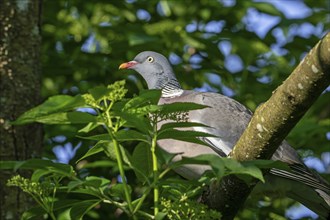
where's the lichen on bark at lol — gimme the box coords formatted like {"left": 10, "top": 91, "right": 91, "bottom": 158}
{"left": 0, "top": 0, "right": 43, "bottom": 219}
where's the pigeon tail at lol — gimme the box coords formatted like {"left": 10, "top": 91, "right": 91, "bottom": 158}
{"left": 288, "top": 188, "right": 330, "bottom": 219}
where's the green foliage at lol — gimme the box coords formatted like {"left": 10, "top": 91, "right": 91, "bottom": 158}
{"left": 7, "top": 175, "right": 53, "bottom": 198}
{"left": 3, "top": 80, "right": 283, "bottom": 219}
{"left": 160, "top": 196, "right": 221, "bottom": 220}
{"left": 6, "top": 0, "right": 329, "bottom": 219}
{"left": 12, "top": 95, "right": 89, "bottom": 125}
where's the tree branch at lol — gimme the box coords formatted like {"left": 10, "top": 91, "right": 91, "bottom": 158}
{"left": 202, "top": 33, "right": 330, "bottom": 219}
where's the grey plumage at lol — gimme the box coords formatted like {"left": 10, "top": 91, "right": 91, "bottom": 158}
{"left": 119, "top": 51, "right": 330, "bottom": 218}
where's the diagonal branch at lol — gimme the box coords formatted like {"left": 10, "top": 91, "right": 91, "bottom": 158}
{"left": 202, "top": 32, "right": 330, "bottom": 219}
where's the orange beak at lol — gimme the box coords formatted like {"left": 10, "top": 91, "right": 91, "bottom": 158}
{"left": 118, "top": 61, "right": 138, "bottom": 69}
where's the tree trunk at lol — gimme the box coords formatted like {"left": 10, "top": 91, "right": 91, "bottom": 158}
{"left": 0, "top": 1, "right": 43, "bottom": 219}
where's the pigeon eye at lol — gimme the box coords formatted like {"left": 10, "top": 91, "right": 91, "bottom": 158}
{"left": 147, "top": 56, "right": 154, "bottom": 63}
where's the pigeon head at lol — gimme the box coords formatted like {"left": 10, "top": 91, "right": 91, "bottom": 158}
{"left": 119, "top": 51, "right": 179, "bottom": 90}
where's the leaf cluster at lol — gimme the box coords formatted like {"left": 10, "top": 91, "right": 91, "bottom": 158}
{"left": 2, "top": 81, "right": 288, "bottom": 219}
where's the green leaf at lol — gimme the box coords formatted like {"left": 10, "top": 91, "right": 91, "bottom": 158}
{"left": 109, "top": 183, "right": 132, "bottom": 200}
{"left": 31, "top": 169, "right": 58, "bottom": 181}
{"left": 169, "top": 155, "right": 265, "bottom": 182}
{"left": 79, "top": 129, "right": 149, "bottom": 143}
{"left": 37, "top": 112, "right": 97, "bottom": 124}
{"left": 91, "top": 140, "right": 132, "bottom": 166}
{"left": 155, "top": 147, "right": 179, "bottom": 165}
{"left": 158, "top": 129, "right": 216, "bottom": 139}
{"left": 131, "top": 142, "right": 153, "bottom": 182}
{"left": 23, "top": 200, "right": 90, "bottom": 220}
{"left": 242, "top": 159, "right": 290, "bottom": 171}
{"left": 76, "top": 140, "right": 105, "bottom": 163}
{"left": 77, "top": 133, "right": 111, "bottom": 141}
{"left": 168, "top": 155, "right": 214, "bottom": 170}
{"left": 115, "top": 129, "right": 149, "bottom": 143}
{"left": 21, "top": 206, "right": 47, "bottom": 220}
{"left": 126, "top": 104, "right": 161, "bottom": 115}
{"left": 253, "top": 2, "right": 283, "bottom": 16}
{"left": 159, "top": 122, "right": 210, "bottom": 131}
{"left": 70, "top": 188, "right": 103, "bottom": 198}
{"left": 31, "top": 166, "right": 75, "bottom": 181}
{"left": 158, "top": 102, "right": 209, "bottom": 114}
{"left": 112, "top": 90, "right": 162, "bottom": 133}
{"left": 68, "top": 176, "right": 110, "bottom": 192}
{"left": 0, "top": 159, "right": 74, "bottom": 177}
{"left": 101, "top": 140, "right": 118, "bottom": 161}
{"left": 13, "top": 95, "right": 85, "bottom": 125}
{"left": 57, "top": 209, "right": 71, "bottom": 220}
{"left": 122, "top": 89, "right": 161, "bottom": 109}
{"left": 220, "top": 158, "right": 264, "bottom": 182}
{"left": 158, "top": 129, "right": 217, "bottom": 146}
{"left": 70, "top": 200, "right": 101, "bottom": 220}
{"left": 0, "top": 161, "right": 23, "bottom": 169}
{"left": 155, "top": 212, "right": 167, "bottom": 220}
{"left": 84, "top": 176, "right": 111, "bottom": 188}
{"left": 67, "top": 180, "right": 84, "bottom": 192}
{"left": 118, "top": 112, "right": 152, "bottom": 133}
{"left": 88, "top": 85, "right": 109, "bottom": 101}
{"left": 53, "top": 199, "right": 83, "bottom": 210}
{"left": 80, "top": 160, "right": 118, "bottom": 168}
{"left": 78, "top": 122, "right": 100, "bottom": 133}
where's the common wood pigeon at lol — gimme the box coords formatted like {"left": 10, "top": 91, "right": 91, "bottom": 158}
{"left": 119, "top": 51, "right": 330, "bottom": 218}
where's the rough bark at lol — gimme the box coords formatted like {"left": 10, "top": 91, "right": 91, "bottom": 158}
{"left": 202, "top": 33, "right": 330, "bottom": 219}
{"left": 0, "top": 1, "right": 43, "bottom": 219}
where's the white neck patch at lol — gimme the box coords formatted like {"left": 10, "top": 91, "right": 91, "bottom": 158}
{"left": 161, "top": 88, "right": 184, "bottom": 98}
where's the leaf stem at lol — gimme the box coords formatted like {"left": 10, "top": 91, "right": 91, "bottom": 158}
{"left": 133, "top": 187, "right": 152, "bottom": 214}
{"left": 151, "top": 125, "right": 159, "bottom": 216}
{"left": 104, "top": 99, "right": 136, "bottom": 219}
{"left": 49, "top": 183, "right": 57, "bottom": 220}
{"left": 112, "top": 137, "right": 135, "bottom": 214}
